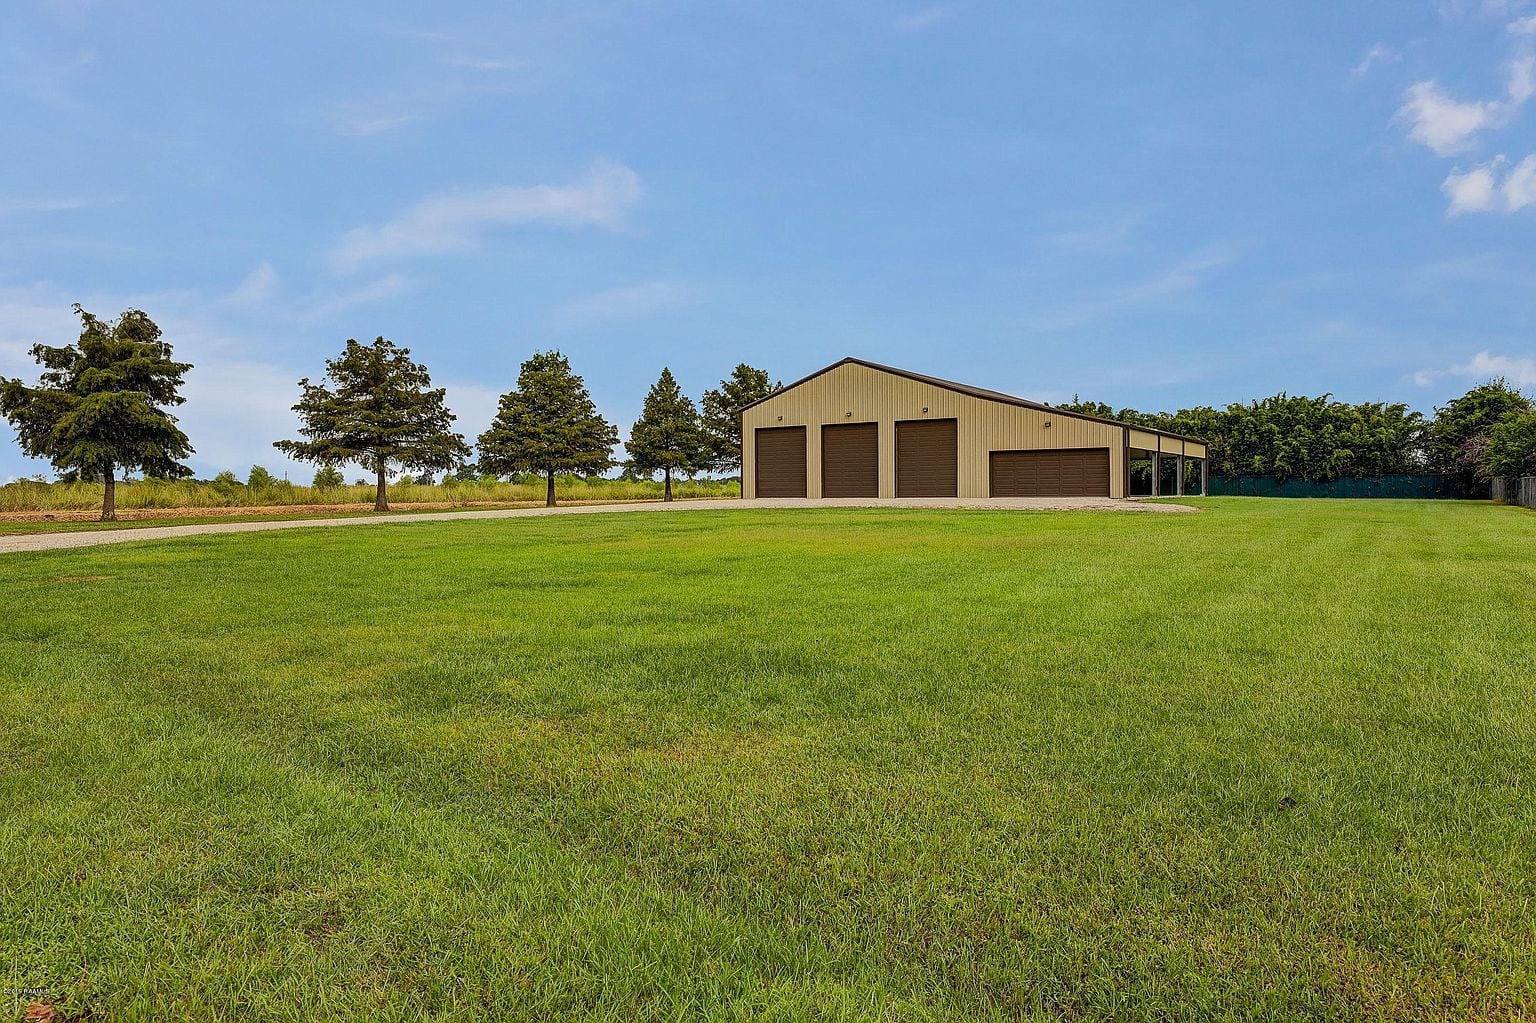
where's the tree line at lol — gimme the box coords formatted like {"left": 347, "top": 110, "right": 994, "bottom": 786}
{"left": 1, "top": 306, "right": 775, "bottom": 520}
{"left": 1061, "top": 380, "right": 1536, "bottom": 494}
{"left": 4, "top": 305, "right": 1534, "bottom": 520}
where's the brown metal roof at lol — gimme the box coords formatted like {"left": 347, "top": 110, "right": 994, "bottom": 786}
{"left": 739, "top": 357, "right": 1207, "bottom": 445}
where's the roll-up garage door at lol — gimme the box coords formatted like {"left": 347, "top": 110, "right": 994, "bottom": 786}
{"left": 989, "top": 448, "right": 1110, "bottom": 497}
{"left": 821, "top": 423, "right": 878, "bottom": 498}
{"left": 754, "top": 426, "right": 807, "bottom": 497}
{"left": 895, "top": 419, "right": 958, "bottom": 497}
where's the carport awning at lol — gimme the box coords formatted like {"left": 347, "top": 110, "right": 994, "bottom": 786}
{"left": 1127, "top": 429, "right": 1206, "bottom": 460}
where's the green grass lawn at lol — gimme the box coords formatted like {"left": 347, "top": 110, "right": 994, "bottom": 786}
{"left": 2, "top": 499, "right": 1534, "bottom": 1021}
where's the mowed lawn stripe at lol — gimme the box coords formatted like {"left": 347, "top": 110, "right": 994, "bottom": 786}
{"left": 2, "top": 691, "right": 935, "bottom": 1021}
{"left": 2, "top": 501, "right": 1534, "bottom": 1020}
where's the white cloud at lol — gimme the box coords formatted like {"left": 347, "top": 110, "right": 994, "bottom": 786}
{"left": 0, "top": 283, "right": 318, "bottom": 479}
{"left": 1, "top": 46, "right": 96, "bottom": 111}
{"left": 1351, "top": 43, "right": 1402, "bottom": 81}
{"left": 0, "top": 278, "right": 480, "bottom": 479}
{"left": 181, "top": 353, "right": 504, "bottom": 479}
{"left": 302, "top": 274, "right": 412, "bottom": 320}
{"left": 329, "top": 99, "right": 428, "bottom": 137}
{"left": 1415, "top": 350, "right": 1536, "bottom": 388}
{"left": 440, "top": 381, "right": 503, "bottom": 442}
{"left": 446, "top": 54, "right": 524, "bottom": 71}
{"left": 323, "top": 46, "right": 527, "bottom": 138}
{"left": 1398, "top": 59, "right": 1536, "bottom": 155}
{"left": 216, "top": 263, "right": 410, "bottom": 320}
{"left": 225, "top": 261, "right": 277, "bottom": 306}
{"left": 894, "top": 5, "right": 955, "bottom": 32}
{"left": 1503, "top": 154, "right": 1536, "bottom": 209}
{"left": 1507, "top": 53, "right": 1536, "bottom": 103}
{"left": 1442, "top": 0, "right": 1535, "bottom": 20}
{"left": 179, "top": 359, "right": 306, "bottom": 476}
{"left": 555, "top": 280, "right": 695, "bottom": 326}
{"left": 1442, "top": 152, "right": 1536, "bottom": 213}
{"left": 1512, "top": 14, "right": 1536, "bottom": 32}
{"left": 1045, "top": 211, "right": 1147, "bottom": 253}
{"left": 1417, "top": 251, "right": 1536, "bottom": 288}
{"left": 1399, "top": 82, "right": 1501, "bottom": 155}
{"left": 1443, "top": 159, "right": 1503, "bottom": 212}
{"left": 1022, "top": 249, "right": 1233, "bottom": 334}
{"left": 0, "top": 279, "right": 433, "bottom": 478}
{"left": 0, "top": 196, "right": 89, "bottom": 215}
{"left": 1109, "top": 252, "right": 1231, "bottom": 303}
{"left": 325, "top": 76, "right": 523, "bottom": 137}
{"left": 332, "top": 159, "right": 642, "bottom": 270}
{"left": 0, "top": 288, "right": 80, "bottom": 372}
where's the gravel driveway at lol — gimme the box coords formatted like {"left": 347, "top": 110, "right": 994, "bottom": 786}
{"left": 0, "top": 497, "right": 1194, "bottom": 555}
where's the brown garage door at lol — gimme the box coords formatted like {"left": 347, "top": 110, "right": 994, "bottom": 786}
{"left": 821, "top": 422, "right": 878, "bottom": 497}
{"left": 755, "top": 426, "right": 807, "bottom": 497}
{"left": 896, "top": 419, "right": 958, "bottom": 497}
{"left": 989, "top": 448, "right": 1110, "bottom": 497}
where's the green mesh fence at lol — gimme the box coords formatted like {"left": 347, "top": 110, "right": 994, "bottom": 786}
{"left": 1208, "top": 475, "right": 1469, "bottom": 499}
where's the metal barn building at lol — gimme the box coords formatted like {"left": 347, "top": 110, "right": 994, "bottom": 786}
{"left": 739, "top": 358, "right": 1207, "bottom": 500}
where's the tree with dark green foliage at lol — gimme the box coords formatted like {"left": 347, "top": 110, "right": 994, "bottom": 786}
{"left": 700, "top": 363, "right": 778, "bottom": 472}
{"left": 1058, "top": 395, "right": 1116, "bottom": 420}
{"left": 476, "top": 351, "right": 618, "bottom": 507}
{"left": 1425, "top": 379, "right": 1532, "bottom": 494}
{"left": 211, "top": 470, "right": 243, "bottom": 493}
{"left": 627, "top": 368, "right": 710, "bottom": 502}
{"left": 1063, "top": 392, "right": 1426, "bottom": 484}
{"left": 274, "top": 337, "right": 468, "bottom": 512}
{"left": 1481, "top": 409, "right": 1536, "bottom": 483}
{"left": 0, "top": 305, "right": 193, "bottom": 520}
{"left": 247, "top": 465, "right": 276, "bottom": 490}
{"left": 311, "top": 464, "right": 345, "bottom": 489}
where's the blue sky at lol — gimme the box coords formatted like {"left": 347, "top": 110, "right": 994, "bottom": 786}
{"left": 2, "top": 0, "right": 1535, "bottom": 480}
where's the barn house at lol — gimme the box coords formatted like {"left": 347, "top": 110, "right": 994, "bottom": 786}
{"left": 740, "top": 358, "right": 1207, "bottom": 500}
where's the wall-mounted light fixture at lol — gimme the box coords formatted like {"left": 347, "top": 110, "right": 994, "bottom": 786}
{"left": 776, "top": 415, "right": 783, "bottom": 422}
{"left": 921, "top": 406, "right": 928, "bottom": 414}
{"left": 845, "top": 411, "right": 853, "bottom": 417}
{"left": 1043, "top": 420, "right": 1052, "bottom": 428}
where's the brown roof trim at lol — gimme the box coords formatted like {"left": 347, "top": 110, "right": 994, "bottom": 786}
{"left": 739, "top": 357, "right": 1207, "bottom": 445}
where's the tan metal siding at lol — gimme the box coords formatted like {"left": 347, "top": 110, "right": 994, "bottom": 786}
{"left": 1127, "top": 430, "right": 1208, "bottom": 461}
{"left": 743, "top": 363, "right": 1130, "bottom": 499}
{"left": 754, "top": 426, "right": 807, "bottom": 497}
{"left": 821, "top": 422, "right": 879, "bottom": 497}
{"left": 742, "top": 362, "right": 1156, "bottom": 499}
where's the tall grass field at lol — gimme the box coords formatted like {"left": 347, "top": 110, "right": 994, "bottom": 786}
{"left": 0, "top": 475, "right": 739, "bottom": 514}
{"left": 2, "top": 499, "right": 1533, "bottom": 1020}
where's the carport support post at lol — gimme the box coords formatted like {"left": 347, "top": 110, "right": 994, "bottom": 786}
{"left": 1175, "top": 455, "right": 1185, "bottom": 496}
{"left": 1151, "top": 452, "right": 1161, "bottom": 497}
{"left": 1201, "top": 458, "right": 1209, "bottom": 496}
